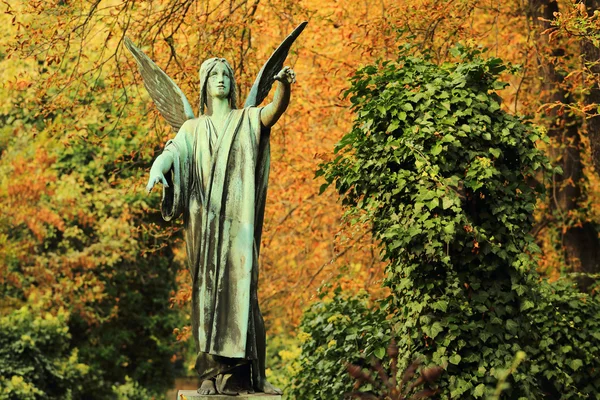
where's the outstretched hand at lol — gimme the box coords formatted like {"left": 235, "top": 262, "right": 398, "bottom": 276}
{"left": 274, "top": 66, "right": 296, "bottom": 85}
{"left": 146, "top": 170, "right": 169, "bottom": 194}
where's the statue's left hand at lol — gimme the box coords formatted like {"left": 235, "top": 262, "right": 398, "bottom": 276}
{"left": 274, "top": 66, "right": 296, "bottom": 85}
{"left": 146, "top": 169, "right": 169, "bottom": 194}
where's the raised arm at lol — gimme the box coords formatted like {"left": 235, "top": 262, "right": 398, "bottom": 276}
{"left": 260, "top": 66, "right": 296, "bottom": 129}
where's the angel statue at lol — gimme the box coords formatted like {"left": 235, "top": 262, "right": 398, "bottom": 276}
{"left": 125, "top": 22, "right": 306, "bottom": 396}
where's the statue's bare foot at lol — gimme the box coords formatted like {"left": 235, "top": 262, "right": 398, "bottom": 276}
{"left": 262, "top": 380, "right": 282, "bottom": 395}
{"left": 198, "top": 379, "right": 217, "bottom": 395}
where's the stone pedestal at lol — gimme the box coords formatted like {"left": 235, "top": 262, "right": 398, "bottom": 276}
{"left": 176, "top": 391, "right": 281, "bottom": 400}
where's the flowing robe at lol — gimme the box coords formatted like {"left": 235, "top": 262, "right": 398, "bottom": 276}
{"left": 160, "top": 106, "right": 268, "bottom": 381}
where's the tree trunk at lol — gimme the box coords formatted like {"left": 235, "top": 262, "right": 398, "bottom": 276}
{"left": 529, "top": 0, "right": 600, "bottom": 283}
{"left": 583, "top": 0, "right": 600, "bottom": 172}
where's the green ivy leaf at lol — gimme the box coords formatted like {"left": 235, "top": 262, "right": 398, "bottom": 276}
{"left": 473, "top": 383, "right": 486, "bottom": 398}
{"left": 506, "top": 319, "right": 518, "bottom": 333}
{"left": 442, "top": 197, "right": 454, "bottom": 210}
{"left": 387, "top": 121, "right": 400, "bottom": 133}
{"left": 569, "top": 359, "right": 583, "bottom": 371}
{"left": 489, "top": 148, "right": 501, "bottom": 158}
{"left": 430, "top": 322, "right": 444, "bottom": 339}
{"left": 433, "top": 300, "right": 448, "bottom": 312}
{"left": 443, "top": 223, "right": 455, "bottom": 235}
{"left": 427, "top": 198, "right": 439, "bottom": 210}
{"left": 560, "top": 345, "right": 572, "bottom": 354}
{"left": 520, "top": 300, "right": 534, "bottom": 311}
{"left": 449, "top": 353, "right": 462, "bottom": 365}
{"left": 431, "top": 143, "right": 443, "bottom": 156}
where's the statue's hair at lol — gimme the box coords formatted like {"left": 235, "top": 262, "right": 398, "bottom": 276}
{"left": 199, "top": 58, "right": 238, "bottom": 115}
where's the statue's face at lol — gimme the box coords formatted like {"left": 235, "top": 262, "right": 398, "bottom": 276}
{"left": 207, "top": 62, "right": 231, "bottom": 100}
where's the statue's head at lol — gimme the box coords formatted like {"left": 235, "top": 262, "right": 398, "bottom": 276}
{"left": 199, "top": 58, "right": 238, "bottom": 115}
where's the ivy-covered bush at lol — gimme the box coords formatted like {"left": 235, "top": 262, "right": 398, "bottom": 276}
{"left": 296, "top": 45, "right": 600, "bottom": 399}
{"left": 0, "top": 300, "right": 89, "bottom": 399}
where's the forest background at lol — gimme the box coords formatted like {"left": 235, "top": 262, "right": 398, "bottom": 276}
{"left": 0, "top": 0, "right": 599, "bottom": 398}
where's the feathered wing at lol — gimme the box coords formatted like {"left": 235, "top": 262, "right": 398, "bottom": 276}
{"left": 244, "top": 21, "right": 307, "bottom": 108}
{"left": 124, "top": 37, "right": 195, "bottom": 132}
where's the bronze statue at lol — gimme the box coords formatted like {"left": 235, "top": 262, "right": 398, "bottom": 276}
{"left": 125, "top": 22, "right": 306, "bottom": 396}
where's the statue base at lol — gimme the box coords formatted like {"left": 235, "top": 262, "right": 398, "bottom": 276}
{"left": 176, "top": 391, "right": 281, "bottom": 400}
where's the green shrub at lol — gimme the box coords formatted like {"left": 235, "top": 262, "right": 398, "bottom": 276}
{"left": 265, "top": 332, "right": 302, "bottom": 394}
{"left": 288, "top": 288, "right": 391, "bottom": 399}
{"left": 0, "top": 299, "right": 89, "bottom": 399}
{"left": 303, "top": 45, "right": 600, "bottom": 399}
{"left": 111, "top": 376, "right": 156, "bottom": 400}
{"left": 529, "top": 280, "right": 600, "bottom": 398}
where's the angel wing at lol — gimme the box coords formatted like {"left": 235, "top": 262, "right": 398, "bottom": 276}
{"left": 244, "top": 21, "right": 307, "bottom": 107}
{"left": 124, "top": 37, "right": 195, "bottom": 132}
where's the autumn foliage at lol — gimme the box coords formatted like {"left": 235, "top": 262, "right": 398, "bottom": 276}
{"left": 1, "top": 0, "right": 599, "bottom": 397}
